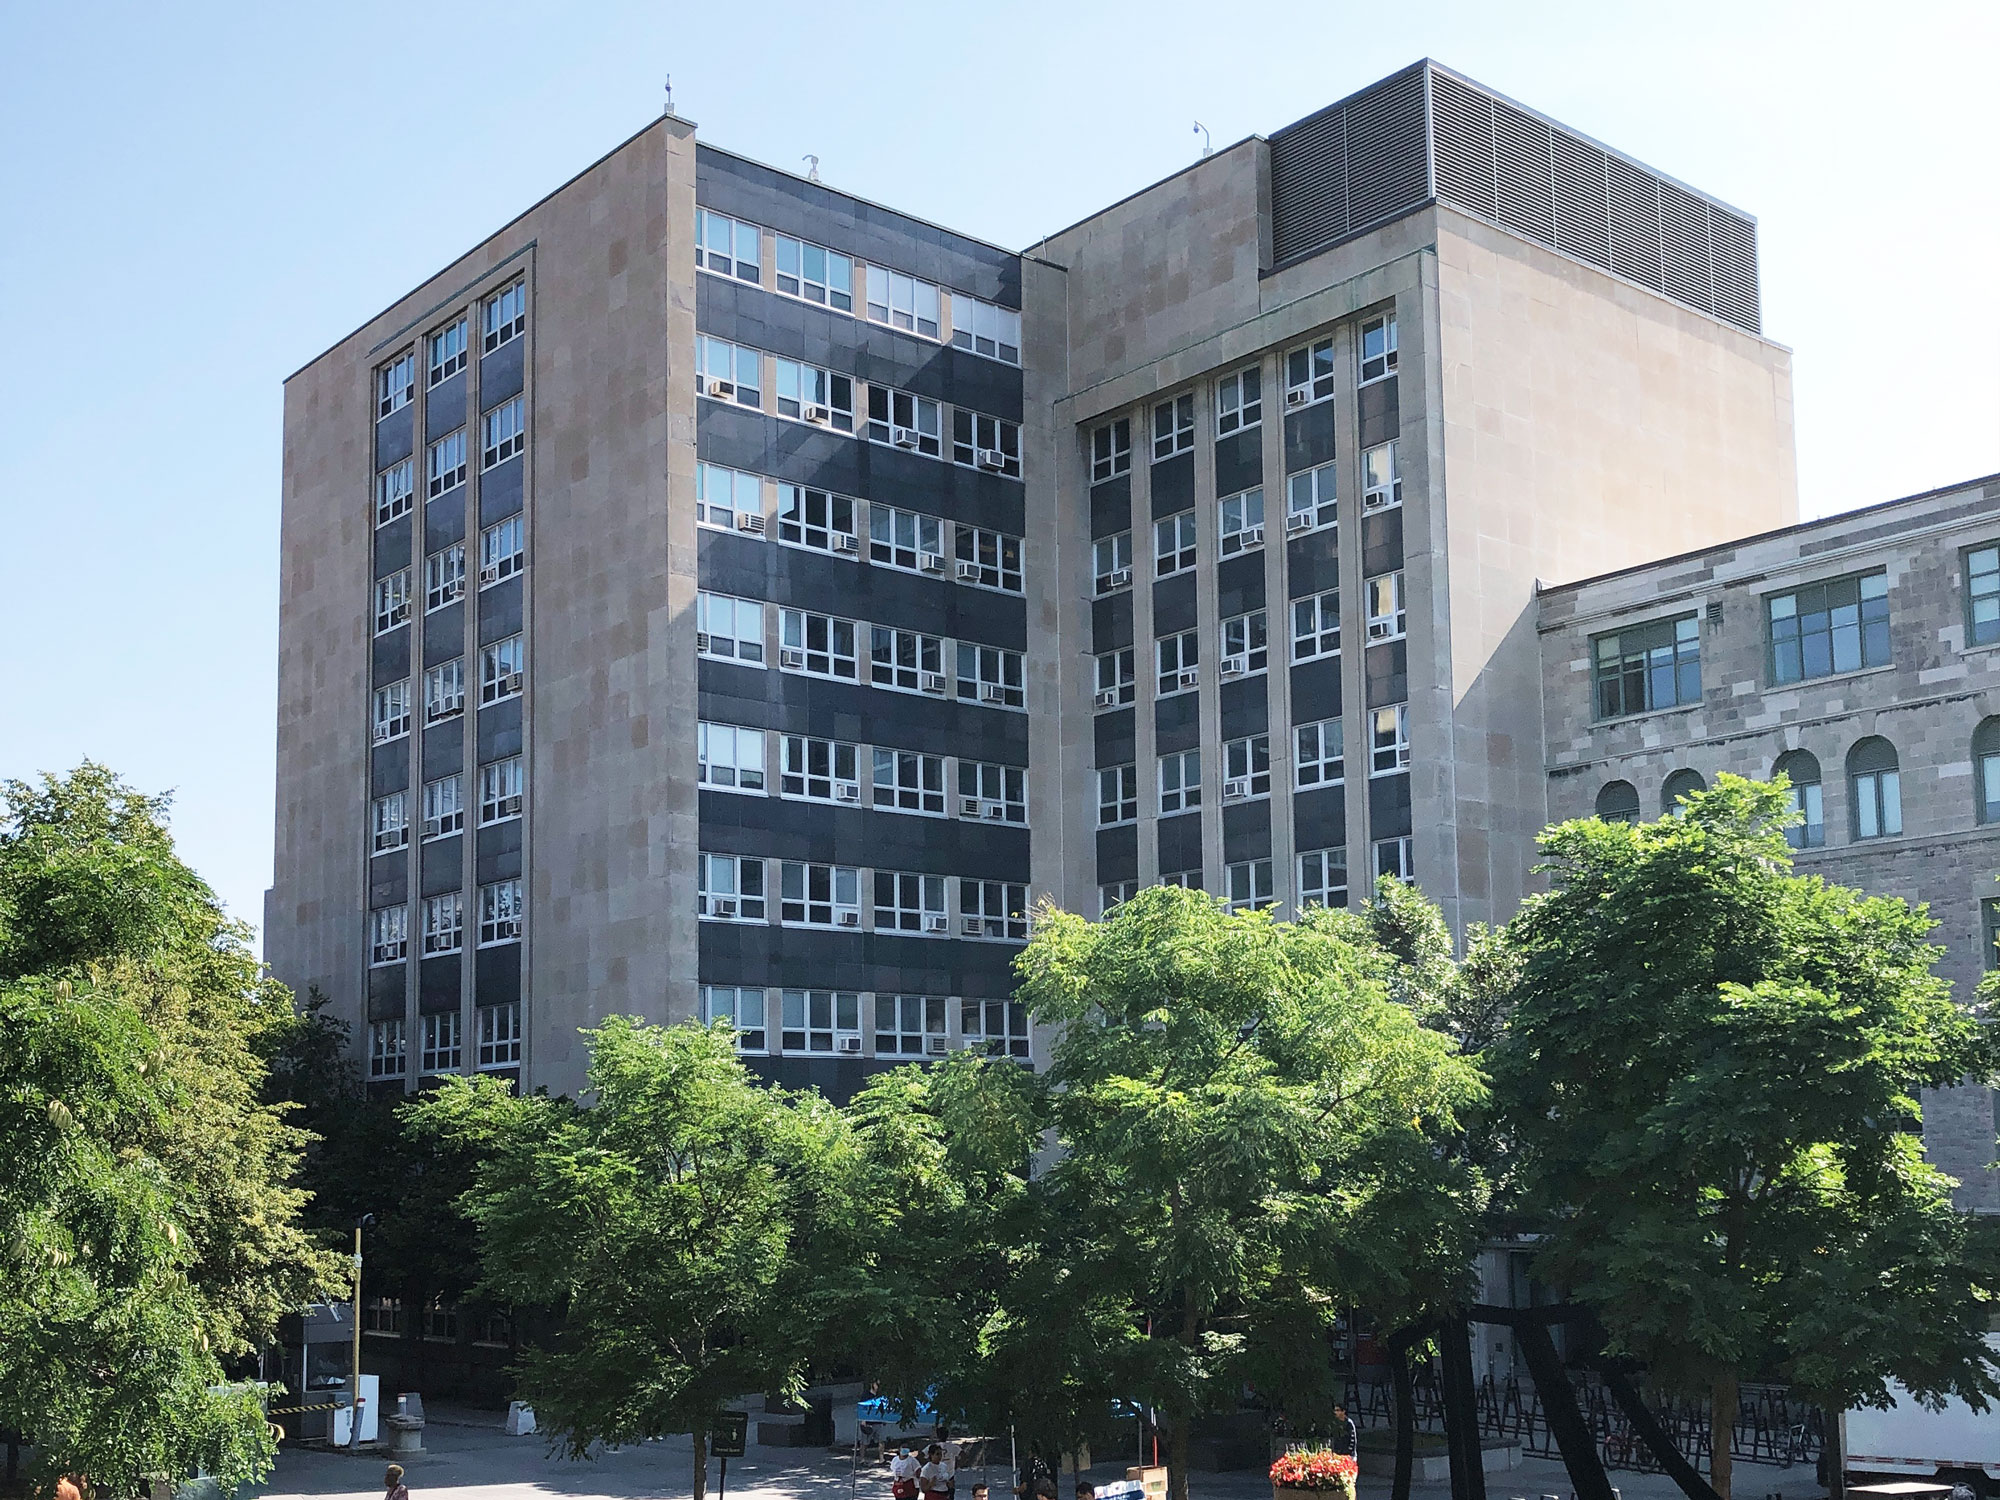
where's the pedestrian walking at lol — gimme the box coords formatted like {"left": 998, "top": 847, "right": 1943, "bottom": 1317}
{"left": 920, "top": 1444, "right": 953, "bottom": 1500}
{"left": 384, "top": 1464, "right": 410, "bottom": 1500}
{"left": 1330, "top": 1405, "right": 1359, "bottom": 1457}
{"left": 892, "top": 1447, "right": 922, "bottom": 1500}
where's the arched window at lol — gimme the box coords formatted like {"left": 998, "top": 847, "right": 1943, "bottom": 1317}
{"left": 1661, "top": 769, "right": 1707, "bottom": 815}
{"left": 1847, "top": 737, "right": 1902, "bottom": 840}
{"left": 1975, "top": 718, "right": 2000, "bottom": 824}
{"left": 1773, "top": 749, "right": 1824, "bottom": 849}
{"left": 1595, "top": 780, "right": 1640, "bottom": 825}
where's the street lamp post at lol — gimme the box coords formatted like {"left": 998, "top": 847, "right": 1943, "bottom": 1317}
{"left": 351, "top": 1214, "right": 376, "bottom": 1449}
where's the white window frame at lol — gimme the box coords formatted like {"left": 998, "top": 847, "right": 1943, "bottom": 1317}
{"left": 419, "top": 1009, "right": 462, "bottom": 1074}
{"left": 1091, "top": 418, "right": 1131, "bottom": 483}
{"left": 1098, "top": 764, "right": 1138, "bottom": 827}
{"left": 697, "top": 592, "right": 767, "bottom": 666}
{"left": 776, "top": 482, "right": 857, "bottom": 555}
{"left": 427, "top": 429, "right": 467, "bottom": 497}
{"left": 422, "top": 892, "right": 464, "bottom": 956}
{"left": 698, "top": 723, "right": 767, "bottom": 794}
{"left": 424, "top": 658, "right": 465, "bottom": 724}
{"left": 778, "top": 862, "right": 862, "bottom": 928}
{"left": 868, "top": 504, "right": 944, "bottom": 572}
{"left": 374, "top": 570, "right": 412, "bottom": 635}
{"left": 1285, "top": 334, "right": 1336, "bottom": 407}
{"left": 1216, "top": 364, "right": 1263, "bottom": 436}
{"left": 376, "top": 460, "right": 414, "bottom": 526}
{"left": 480, "top": 636, "right": 525, "bottom": 704}
{"left": 482, "top": 280, "right": 526, "bottom": 352}
{"left": 873, "top": 871, "right": 947, "bottom": 933}
{"left": 1099, "top": 881, "right": 1138, "bottom": 917}
{"left": 865, "top": 386, "right": 942, "bottom": 456}
{"left": 1359, "top": 313, "right": 1398, "bottom": 385}
{"left": 425, "top": 544, "right": 465, "bottom": 611}
{"left": 1156, "top": 630, "right": 1199, "bottom": 695}
{"left": 955, "top": 526, "right": 1024, "bottom": 593}
{"left": 695, "top": 209, "right": 761, "bottom": 283}
{"left": 1223, "top": 734, "right": 1271, "bottom": 799}
{"left": 961, "top": 998, "right": 1030, "bottom": 1060}
{"left": 774, "top": 358, "right": 855, "bottom": 430}
{"left": 1221, "top": 610, "right": 1268, "bottom": 676}
{"left": 1095, "top": 648, "right": 1136, "bottom": 708}
{"left": 1292, "top": 590, "right": 1341, "bottom": 663}
{"left": 698, "top": 852, "right": 767, "bottom": 921}
{"left": 1093, "top": 532, "right": 1134, "bottom": 594}
{"left": 955, "top": 642, "right": 1025, "bottom": 708}
{"left": 1374, "top": 835, "right": 1415, "bottom": 882}
{"left": 372, "top": 681, "right": 411, "bottom": 744}
{"left": 480, "top": 515, "right": 524, "bottom": 586}
{"left": 783, "top": 989, "right": 863, "bottom": 1055}
{"left": 1159, "top": 749, "right": 1202, "bottom": 815}
{"left": 1295, "top": 718, "right": 1345, "bottom": 789}
{"left": 1160, "top": 869, "right": 1204, "bottom": 892}
{"left": 952, "top": 409, "right": 1022, "bottom": 477}
{"left": 369, "top": 906, "right": 408, "bottom": 966}
{"left": 369, "top": 1017, "right": 406, "bottom": 1078}
{"left": 871, "top": 992, "right": 941, "bottom": 1057}
{"left": 865, "top": 265, "right": 941, "bottom": 338}
{"left": 1370, "top": 704, "right": 1411, "bottom": 776}
{"left": 429, "top": 315, "right": 468, "bottom": 386}
{"left": 1298, "top": 847, "right": 1348, "bottom": 910}
{"left": 703, "top": 985, "right": 767, "bottom": 1054}
{"left": 478, "top": 757, "right": 524, "bottom": 825}
{"left": 696, "top": 335, "right": 762, "bottom": 408}
{"left": 779, "top": 735, "right": 859, "bottom": 803}
{"left": 371, "top": 792, "right": 409, "bottom": 855}
{"left": 773, "top": 233, "right": 854, "bottom": 311}
{"left": 958, "top": 760, "right": 1026, "bottom": 823}
{"left": 1225, "top": 859, "right": 1274, "bottom": 913}
{"left": 1218, "top": 488, "right": 1265, "bottom": 555}
{"left": 477, "top": 999, "right": 522, "bottom": 1067}
{"left": 378, "top": 351, "right": 415, "bottom": 418}
{"left": 1362, "top": 441, "right": 1402, "bottom": 512}
{"left": 1366, "top": 571, "right": 1407, "bottom": 642}
{"left": 960, "top": 880, "right": 1028, "bottom": 940}
{"left": 948, "top": 293, "right": 1021, "bottom": 364}
{"left": 1153, "top": 393, "right": 1194, "bottom": 460}
{"left": 779, "top": 608, "right": 859, "bottom": 680}
{"left": 697, "top": 462, "right": 763, "bottom": 531}
{"left": 1287, "top": 461, "right": 1337, "bottom": 533}
{"left": 873, "top": 747, "right": 947, "bottom": 815}
{"left": 478, "top": 879, "right": 523, "bottom": 946}
{"left": 421, "top": 774, "right": 463, "bottom": 841}
{"left": 1155, "top": 510, "right": 1197, "bottom": 577}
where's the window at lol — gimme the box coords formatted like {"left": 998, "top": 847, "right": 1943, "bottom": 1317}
{"left": 376, "top": 460, "right": 414, "bottom": 526}
{"left": 1221, "top": 611, "right": 1268, "bottom": 675}
{"left": 777, "top": 483, "right": 855, "bottom": 553}
{"left": 371, "top": 792, "right": 409, "bottom": 854}
{"left": 422, "top": 892, "right": 464, "bottom": 956}
{"left": 774, "top": 358, "right": 855, "bottom": 429}
{"left": 962, "top": 999, "right": 1030, "bottom": 1060}
{"left": 378, "top": 351, "right": 415, "bottom": 418}
{"left": 1374, "top": 836, "right": 1414, "bottom": 881}
{"left": 1095, "top": 648, "right": 1136, "bottom": 707}
{"left": 773, "top": 233, "right": 853, "bottom": 310}
{"left": 1287, "top": 462, "right": 1336, "bottom": 533}
{"left": 478, "top": 757, "right": 524, "bottom": 824}
{"left": 421, "top": 774, "right": 463, "bottom": 840}
{"left": 1286, "top": 335, "right": 1337, "bottom": 406}
{"left": 420, "top": 1010, "right": 462, "bottom": 1074}
{"left": 429, "top": 316, "right": 468, "bottom": 386}
{"left": 1093, "top": 532, "right": 1133, "bottom": 594}
{"left": 873, "top": 872, "right": 947, "bottom": 933}
{"left": 961, "top": 880, "right": 1029, "bottom": 940}
{"left": 1218, "top": 488, "right": 1265, "bottom": 554}
{"left": 481, "top": 516, "right": 524, "bottom": 585}
{"left": 1365, "top": 572, "right": 1406, "bottom": 642}
{"left": 874, "top": 994, "right": 946, "bottom": 1056}
{"left": 420, "top": 1297, "right": 461, "bottom": 1340}
{"left": 956, "top": 527, "right": 1024, "bottom": 592}
{"left": 1848, "top": 737, "right": 1902, "bottom": 840}
{"left": 1295, "top": 718, "right": 1344, "bottom": 788}
{"left": 369, "top": 906, "right": 408, "bottom": 966}
{"left": 868, "top": 504, "right": 944, "bottom": 571}
{"left": 478, "top": 880, "right": 523, "bottom": 946}
{"left": 477, "top": 1001, "right": 521, "bottom": 1067}
{"left": 956, "top": 643, "right": 1024, "bottom": 708}
{"left": 480, "top": 636, "right": 525, "bottom": 703}
{"left": 1967, "top": 546, "right": 2000, "bottom": 647}
{"left": 697, "top": 462, "right": 762, "bottom": 530}
{"left": 1975, "top": 719, "right": 2000, "bottom": 825}
{"left": 703, "top": 986, "right": 767, "bottom": 1054}
{"left": 784, "top": 989, "right": 862, "bottom": 1054}
{"left": 949, "top": 293, "right": 1021, "bottom": 363}
{"left": 870, "top": 626, "right": 944, "bottom": 692}
{"left": 1223, "top": 735, "right": 1271, "bottom": 798}
{"left": 1370, "top": 705, "right": 1410, "bottom": 775}
{"left": 482, "top": 280, "right": 527, "bottom": 351}
{"left": 958, "top": 761, "right": 1025, "bottom": 823}
{"left": 696, "top": 335, "right": 762, "bottom": 407}
{"left": 1226, "top": 859, "right": 1273, "bottom": 912}
{"left": 374, "top": 570, "right": 412, "bottom": 634}
{"left": 697, "top": 593, "right": 766, "bottom": 664}
{"left": 1092, "top": 419, "right": 1131, "bottom": 482}
{"left": 778, "top": 863, "right": 861, "bottom": 927}
{"left": 1155, "top": 511, "right": 1198, "bottom": 577}
{"left": 1359, "top": 313, "right": 1398, "bottom": 384}
{"left": 1773, "top": 749, "right": 1824, "bottom": 848}
{"left": 1661, "top": 769, "right": 1707, "bottom": 816}
{"left": 1216, "top": 365, "right": 1262, "bottom": 435}
{"left": 368, "top": 1019, "right": 406, "bottom": 1079}
{"left": 1594, "top": 780, "right": 1640, "bottom": 824}
{"left": 952, "top": 411, "right": 1022, "bottom": 477}
{"left": 372, "top": 681, "right": 411, "bottom": 744}
{"left": 1159, "top": 750, "right": 1201, "bottom": 814}
{"left": 424, "top": 659, "right": 465, "bottom": 724}
{"left": 1298, "top": 848, "right": 1348, "bottom": 909}
{"left": 1099, "top": 764, "right": 1138, "bottom": 826}
{"left": 1594, "top": 615, "right": 1701, "bottom": 719}
{"left": 1157, "top": 630, "right": 1199, "bottom": 694}
{"left": 1292, "top": 590, "right": 1341, "bottom": 662}
{"left": 1153, "top": 393, "right": 1195, "bottom": 459}
{"left": 427, "top": 429, "right": 467, "bottom": 497}
{"left": 698, "top": 723, "right": 766, "bottom": 793}
{"left": 1362, "top": 441, "right": 1401, "bottom": 511}
{"left": 865, "top": 265, "right": 940, "bottom": 337}
{"left": 780, "top": 735, "right": 859, "bottom": 802}
{"left": 779, "top": 609, "right": 858, "bottom": 679}
{"left": 1099, "top": 881, "right": 1138, "bottom": 916}
{"left": 695, "top": 209, "right": 760, "bottom": 282}
{"left": 1769, "top": 571, "right": 1891, "bottom": 683}
{"left": 873, "top": 748, "right": 946, "bottom": 814}
{"left": 425, "top": 545, "right": 465, "bottom": 611}
{"left": 698, "top": 853, "right": 767, "bottom": 920}
{"left": 867, "top": 387, "right": 942, "bottom": 455}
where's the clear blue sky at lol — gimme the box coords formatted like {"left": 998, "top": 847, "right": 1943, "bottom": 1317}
{"left": 1, "top": 1, "right": 1995, "bottom": 942}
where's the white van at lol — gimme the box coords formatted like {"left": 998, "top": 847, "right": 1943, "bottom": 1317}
{"left": 1847, "top": 1340, "right": 2000, "bottom": 1493}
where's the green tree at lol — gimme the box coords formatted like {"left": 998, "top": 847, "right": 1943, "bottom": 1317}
{"left": 0, "top": 765, "right": 341, "bottom": 1492}
{"left": 1492, "top": 775, "right": 2000, "bottom": 1499}
{"left": 406, "top": 1016, "right": 856, "bottom": 1500}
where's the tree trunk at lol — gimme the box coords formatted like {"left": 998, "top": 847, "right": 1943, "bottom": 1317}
{"left": 1169, "top": 1416, "right": 1190, "bottom": 1500}
{"left": 693, "top": 1426, "right": 708, "bottom": 1500}
{"left": 1709, "top": 1371, "right": 1737, "bottom": 1500}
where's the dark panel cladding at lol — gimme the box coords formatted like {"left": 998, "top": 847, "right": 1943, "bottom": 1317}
{"left": 369, "top": 853, "right": 407, "bottom": 910}
{"left": 1287, "top": 531, "right": 1341, "bottom": 597}
{"left": 475, "top": 949, "right": 522, "bottom": 1009}
{"left": 372, "top": 627, "right": 410, "bottom": 688}
{"left": 1284, "top": 401, "right": 1338, "bottom": 473}
{"left": 1269, "top": 62, "right": 1429, "bottom": 265}
{"left": 475, "top": 818, "right": 524, "bottom": 885}
{"left": 1293, "top": 785, "right": 1348, "bottom": 851}
{"left": 1213, "top": 429, "right": 1264, "bottom": 497}
{"left": 425, "top": 489, "right": 465, "bottom": 550}
{"left": 422, "top": 722, "right": 464, "bottom": 782}
{"left": 744, "top": 1055, "right": 902, "bottom": 1107}
{"left": 1216, "top": 553, "right": 1265, "bottom": 617}
{"left": 1093, "top": 592, "right": 1134, "bottom": 653}
{"left": 368, "top": 965, "right": 406, "bottom": 1021}
{"left": 1152, "top": 572, "right": 1198, "bottom": 635}
{"left": 477, "top": 576, "right": 524, "bottom": 645}
{"left": 1156, "top": 811, "right": 1203, "bottom": 874}
{"left": 421, "top": 835, "right": 463, "bottom": 897}
{"left": 697, "top": 660, "right": 1029, "bottom": 763}
{"left": 698, "top": 791, "right": 1030, "bottom": 880}
{"left": 423, "top": 603, "right": 464, "bottom": 668}
{"left": 375, "top": 516, "right": 412, "bottom": 577}
{"left": 1369, "top": 771, "right": 1413, "bottom": 838}
{"left": 1219, "top": 678, "right": 1268, "bottom": 739}
{"left": 1150, "top": 453, "right": 1196, "bottom": 518}
{"left": 1289, "top": 657, "right": 1343, "bottom": 721}
{"left": 418, "top": 955, "right": 461, "bottom": 1013}
{"left": 695, "top": 922, "right": 1021, "bottom": 999}
{"left": 1366, "top": 640, "right": 1409, "bottom": 707}
{"left": 375, "top": 407, "right": 414, "bottom": 468}
{"left": 478, "top": 457, "right": 523, "bottom": 526}
{"left": 1091, "top": 474, "right": 1133, "bottom": 540}
{"left": 1096, "top": 825, "right": 1138, "bottom": 884}
{"left": 479, "top": 335, "right": 525, "bottom": 406}
{"left": 1358, "top": 378, "right": 1400, "bottom": 449}
{"left": 476, "top": 697, "right": 524, "bottom": 762}
{"left": 371, "top": 740, "right": 410, "bottom": 797}
{"left": 1223, "top": 799, "right": 1273, "bottom": 863}
{"left": 1154, "top": 690, "right": 1202, "bottom": 754}
{"left": 1362, "top": 508, "right": 1405, "bottom": 575}
{"left": 424, "top": 371, "right": 466, "bottom": 443}
{"left": 1094, "top": 707, "right": 1136, "bottom": 769}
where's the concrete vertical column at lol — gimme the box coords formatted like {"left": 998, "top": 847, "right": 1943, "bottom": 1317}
{"left": 1333, "top": 319, "right": 1368, "bottom": 905}
{"left": 1262, "top": 351, "right": 1295, "bottom": 912}
{"left": 1130, "top": 416, "right": 1159, "bottom": 889}
{"left": 1192, "top": 370, "right": 1222, "bottom": 892}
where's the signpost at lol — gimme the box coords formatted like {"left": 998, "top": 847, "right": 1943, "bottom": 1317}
{"left": 713, "top": 1410, "right": 749, "bottom": 1500}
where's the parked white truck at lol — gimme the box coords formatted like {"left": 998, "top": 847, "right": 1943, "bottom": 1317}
{"left": 1847, "top": 1342, "right": 2000, "bottom": 1494}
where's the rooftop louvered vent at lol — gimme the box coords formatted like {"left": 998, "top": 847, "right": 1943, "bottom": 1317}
{"left": 1269, "top": 63, "right": 1761, "bottom": 335}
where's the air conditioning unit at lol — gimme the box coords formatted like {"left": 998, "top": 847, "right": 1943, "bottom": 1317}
{"left": 498, "top": 795, "right": 522, "bottom": 818}
{"left": 837, "top": 909, "right": 862, "bottom": 927}
{"left": 705, "top": 377, "right": 735, "bottom": 399}
{"left": 1286, "top": 388, "right": 1309, "bottom": 407}
{"left": 735, "top": 512, "right": 766, "bottom": 535}
{"left": 379, "top": 940, "right": 406, "bottom": 961}
{"left": 955, "top": 560, "right": 981, "bottom": 581}
{"left": 918, "top": 553, "right": 945, "bottom": 573}
{"left": 961, "top": 916, "right": 985, "bottom": 936}
{"left": 804, "top": 404, "right": 831, "bottom": 425}
{"left": 1220, "top": 655, "right": 1248, "bottom": 679}
{"left": 710, "top": 897, "right": 739, "bottom": 919}
{"left": 1223, "top": 778, "right": 1250, "bottom": 801}
{"left": 1177, "top": 668, "right": 1200, "bottom": 689}
{"left": 919, "top": 671, "right": 948, "bottom": 694}
{"left": 695, "top": 630, "right": 711, "bottom": 652}
{"left": 833, "top": 533, "right": 858, "bottom": 553}
{"left": 1105, "top": 566, "right": 1132, "bottom": 589}
{"left": 1244, "top": 525, "right": 1265, "bottom": 546}
{"left": 1286, "top": 511, "right": 1313, "bottom": 533}
{"left": 427, "top": 701, "right": 460, "bottom": 723}
{"left": 922, "top": 913, "right": 949, "bottom": 934}
{"left": 479, "top": 564, "right": 500, "bottom": 585}
{"left": 780, "top": 647, "right": 807, "bottom": 668}
{"left": 1093, "top": 687, "right": 1119, "bottom": 708}
{"left": 979, "top": 683, "right": 1007, "bottom": 703}
{"left": 494, "top": 918, "right": 521, "bottom": 940}
{"left": 1368, "top": 620, "right": 1393, "bottom": 640}
{"left": 892, "top": 427, "right": 921, "bottom": 449}
{"left": 837, "top": 1034, "right": 863, "bottom": 1053}
{"left": 500, "top": 672, "right": 523, "bottom": 694}
{"left": 960, "top": 796, "right": 983, "bottom": 817}
{"left": 834, "top": 781, "right": 862, "bottom": 803}
{"left": 976, "top": 448, "right": 1007, "bottom": 471}
{"left": 1363, "top": 491, "right": 1391, "bottom": 511}
{"left": 373, "top": 723, "right": 395, "bottom": 744}
{"left": 982, "top": 801, "right": 1007, "bottom": 820}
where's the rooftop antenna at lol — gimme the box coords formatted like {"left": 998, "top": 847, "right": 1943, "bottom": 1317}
{"left": 803, "top": 154, "right": 821, "bottom": 183}
{"left": 1193, "top": 121, "right": 1212, "bottom": 158}
{"left": 663, "top": 75, "right": 676, "bottom": 117}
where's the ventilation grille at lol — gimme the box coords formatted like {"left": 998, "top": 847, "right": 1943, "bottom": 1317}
{"left": 1269, "top": 64, "right": 1429, "bottom": 265}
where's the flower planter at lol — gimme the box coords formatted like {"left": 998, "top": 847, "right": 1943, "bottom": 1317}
{"left": 1275, "top": 1485, "right": 1355, "bottom": 1500}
